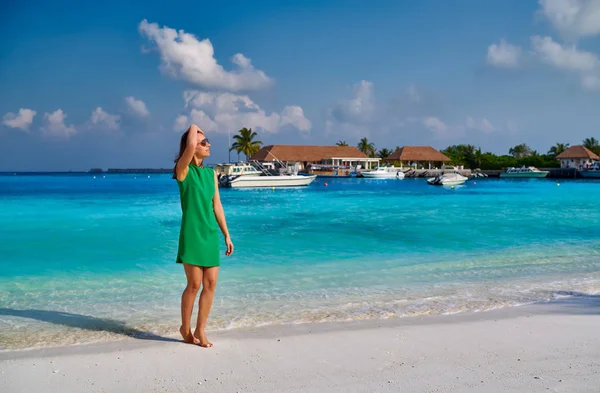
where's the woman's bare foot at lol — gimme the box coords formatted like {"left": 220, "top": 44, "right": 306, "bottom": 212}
{"left": 193, "top": 329, "right": 213, "bottom": 348}
{"left": 180, "top": 326, "right": 200, "bottom": 345}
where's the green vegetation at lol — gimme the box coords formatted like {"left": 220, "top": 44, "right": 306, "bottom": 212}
{"left": 377, "top": 148, "right": 392, "bottom": 160}
{"left": 352, "top": 136, "right": 599, "bottom": 170}
{"left": 234, "top": 128, "right": 598, "bottom": 169}
{"left": 441, "top": 143, "right": 560, "bottom": 170}
{"left": 230, "top": 127, "right": 263, "bottom": 161}
{"left": 357, "top": 137, "right": 376, "bottom": 157}
{"left": 583, "top": 137, "right": 600, "bottom": 155}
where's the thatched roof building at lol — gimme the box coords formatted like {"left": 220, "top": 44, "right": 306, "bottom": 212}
{"left": 252, "top": 145, "right": 365, "bottom": 162}
{"left": 555, "top": 145, "right": 599, "bottom": 160}
{"left": 251, "top": 145, "right": 381, "bottom": 170}
{"left": 384, "top": 146, "right": 450, "bottom": 163}
{"left": 555, "top": 145, "right": 599, "bottom": 169}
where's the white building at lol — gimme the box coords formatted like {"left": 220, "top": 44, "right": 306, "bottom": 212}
{"left": 251, "top": 145, "right": 381, "bottom": 171}
{"left": 556, "top": 146, "right": 600, "bottom": 169}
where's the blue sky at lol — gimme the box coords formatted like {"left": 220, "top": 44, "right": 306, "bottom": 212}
{"left": 1, "top": 0, "right": 600, "bottom": 171}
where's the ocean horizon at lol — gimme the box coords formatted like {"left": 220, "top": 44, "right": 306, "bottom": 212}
{"left": 1, "top": 173, "right": 599, "bottom": 350}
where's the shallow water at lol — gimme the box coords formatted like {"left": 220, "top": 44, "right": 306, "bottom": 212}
{"left": 1, "top": 173, "right": 599, "bottom": 349}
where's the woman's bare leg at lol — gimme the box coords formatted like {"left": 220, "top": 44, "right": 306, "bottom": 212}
{"left": 180, "top": 263, "right": 203, "bottom": 344}
{"left": 194, "top": 266, "right": 219, "bottom": 347}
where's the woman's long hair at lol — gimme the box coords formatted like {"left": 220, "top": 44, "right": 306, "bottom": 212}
{"left": 172, "top": 130, "right": 189, "bottom": 179}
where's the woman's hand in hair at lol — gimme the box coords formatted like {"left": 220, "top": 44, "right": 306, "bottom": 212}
{"left": 187, "top": 124, "right": 200, "bottom": 146}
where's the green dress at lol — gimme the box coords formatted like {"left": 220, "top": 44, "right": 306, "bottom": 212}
{"left": 176, "top": 164, "right": 220, "bottom": 267}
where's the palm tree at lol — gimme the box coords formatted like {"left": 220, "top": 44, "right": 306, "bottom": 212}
{"left": 583, "top": 137, "right": 600, "bottom": 154}
{"left": 509, "top": 143, "right": 532, "bottom": 159}
{"left": 357, "top": 137, "right": 376, "bottom": 157}
{"left": 230, "top": 127, "right": 263, "bottom": 161}
{"left": 377, "top": 148, "right": 392, "bottom": 160}
{"left": 475, "top": 147, "right": 482, "bottom": 168}
{"left": 336, "top": 141, "right": 348, "bottom": 146}
{"left": 548, "top": 142, "right": 570, "bottom": 156}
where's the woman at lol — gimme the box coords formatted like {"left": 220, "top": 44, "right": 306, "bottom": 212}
{"left": 173, "top": 124, "right": 234, "bottom": 348}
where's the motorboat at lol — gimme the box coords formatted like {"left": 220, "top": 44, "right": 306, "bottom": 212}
{"left": 214, "top": 162, "right": 263, "bottom": 177}
{"left": 579, "top": 162, "right": 600, "bottom": 178}
{"left": 471, "top": 169, "right": 488, "bottom": 178}
{"left": 499, "top": 166, "right": 549, "bottom": 178}
{"left": 427, "top": 172, "right": 468, "bottom": 186}
{"left": 222, "top": 174, "right": 317, "bottom": 188}
{"left": 361, "top": 167, "right": 405, "bottom": 179}
{"left": 219, "top": 160, "right": 317, "bottom": 188}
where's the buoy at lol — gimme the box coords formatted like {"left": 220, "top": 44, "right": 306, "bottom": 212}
{"left": 557, "top": 183, "right": 560, "bottom": 187}
{"left": 450, "top": 185, "right": 455, "bottom": 189}
{"left": 473, "top": 181, "right": 476, "bottom": 185}
{"left": 324, "top": 182, "right": 328, "bottom": 187}
{"left": 272, "top": 187, "right": 275, "bottom": 190}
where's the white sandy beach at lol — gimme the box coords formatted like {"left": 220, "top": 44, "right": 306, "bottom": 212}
{"left": 1, "top": 297, "right": 599, "bottom": 393}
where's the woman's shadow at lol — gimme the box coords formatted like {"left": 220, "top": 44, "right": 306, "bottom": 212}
{"left": 0, "top": 308, "right": 180, "bottom": 343}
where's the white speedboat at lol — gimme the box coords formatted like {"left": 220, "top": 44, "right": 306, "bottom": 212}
{"left": 223, "top": 174, "right": 317, "bottom": 188}
{"left": 361, "top": 167, "right": 405, "bottom": 179}
{"left": 499, "top": 166, "right": 549, "bottom": 178}
{"left": 579, "top": 162, "right": 600, "bottom": 178}
{"left": 214, "top": 162, "right": 263, "bottom": 177}
{"left": 427, "top": 173, "right": 468, "bottom": 186}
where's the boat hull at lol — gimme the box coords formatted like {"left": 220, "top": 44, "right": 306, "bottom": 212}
{"left": 499, "top": 172, "right": 548, "bottom": 178}
{"left": 362, "top": 171, "right": 405, "bottom": 179}
{"left": 579, "top": 171, "right": 600, "bottom": 178}
{"left": 427, "top": 179, "right": 467, "bottom": 186}
{"left": 427, "top": 173, "right": 468, "bottom": 186}
{"left": 362, "top": 173, "right": 399, "bottom": 178}
{"left": 228, "top": 175, "right": 317, "bottom": 188}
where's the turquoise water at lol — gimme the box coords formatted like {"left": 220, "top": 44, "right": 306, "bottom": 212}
{"left": 1, "top": 174, "right": 599, "bottom": 350}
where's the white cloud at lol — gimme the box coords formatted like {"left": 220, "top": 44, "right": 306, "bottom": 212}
{"left": 42, "top": 109, "right": 76, "bottom": 138}
{"left": 174, "top": 90, "right": 311, "bottom": 134}
{"left": 423, "top": 117, "right": 448, "bottom": 134}
{"left": 189, "top": 109, "right": 218, "bottom": 132}
{"left": 465, "top": 117, "right": 496, "bottom": 133}
{"left": 487, "top": 40, "right": 521, "bottom": 68}
{"left": 329, "top": 80, "right": 376, "bottom": 124}
{"left": 173, "top": 114, "right": 189, "bottom": 132}
{"left": 90, "top": 107, "right": 120, "bottom": 130}
{"left": 421, "top": 117, "right": 468, "bottom": 139}
{"left": 538, "top": 0, "right": 600, "bottom": 39}
{"left": 324, "top": 119, "right": 370, "bottom": 140}
{"left": 2, "top": 108, "right": 36, "bottom": 131}
{"left": 531, "top": 35, "right": 599, "bottom": 71}
{"left": 407, "top": 85, "right": 421, "bottom": 103}
{"left": 581, "top": 74, "right": 600, "bottom": 90}
{"left": 138, "top": 19, "right": 273, "bottom": 91}
{"left": 531, "top": 35, "right": 600, "bottom": 89}
{"left": 184, "top": 91, "right": 215, "bottom": 108}
{"left": 125, "top": 96, "right": 149, "bottom": 117}
{"left": 326, "top": 81, "right": 501, "bottom": 142}
{"left": 423, "top": 116, "right": 498, "bottom": 139}
{"left": 281, "top": 106, "right": 312, "bottom": 131}
{"left": 231, "top": 53, "right": 251, "bottom": 68}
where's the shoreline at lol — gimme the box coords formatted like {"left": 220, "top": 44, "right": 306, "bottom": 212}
{"left": 0, "top": 291, "right": 596, "bottom": 356}
{"left": 0, "top": 295, "right": 580, "bottom": 355}
{"left": 2, "top": 295, "right": 599, "bottom": 392}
